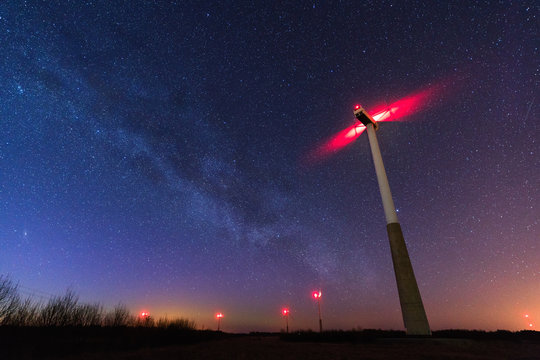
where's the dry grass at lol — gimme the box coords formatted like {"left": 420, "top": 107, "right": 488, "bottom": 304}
{"left": 3, "top": 275, "right": 540, "bottom": 359}
{"left": 67, "top": 335, "right": 540, "bottom": 360}
{"left": 0, "top": 275, "right": 195, "bottom": 329}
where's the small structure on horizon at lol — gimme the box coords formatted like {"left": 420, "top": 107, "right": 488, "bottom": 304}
{"left": 312, "top": 290, "right": 323, "bottom": 333}
{"left": 282, "top": 308, "right": 290, "bottom": 333}
{"left": 216, "top": 312, "right": 224, "bottom": 331}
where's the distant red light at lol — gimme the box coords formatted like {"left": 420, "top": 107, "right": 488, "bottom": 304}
{"left": 140, "top": 311, "right": 149, "bottom": 317}
{"left": 216, "top": 313, "right": 224, "bottom": 318}
{"left": 282, "top": 308, "right": 290, "bottom": 315}
{"left": 312, "top": 291, "right": 322, "bottom": 299}
{"left": 354, "top": 104, "right": 360, "bottom": 110}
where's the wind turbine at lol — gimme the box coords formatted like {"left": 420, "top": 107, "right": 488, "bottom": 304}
{"left": 353, "top": 104, "right": 431, "bottom": 336}
{"left": 304, "top": 84, "right": 443, "bottom": 335}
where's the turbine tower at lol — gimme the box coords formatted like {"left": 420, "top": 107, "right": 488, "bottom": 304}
{"left": 354, "top": 105, "right": 431, "bottom": 336}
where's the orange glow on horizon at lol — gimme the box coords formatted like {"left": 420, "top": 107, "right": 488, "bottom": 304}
{"left": 523, "top": 313, "right": 535, "bottom": 330}
{"left": 127, "top": 301, "right": 536, "bottom": 332}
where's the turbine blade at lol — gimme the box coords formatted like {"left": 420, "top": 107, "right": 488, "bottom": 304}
{"left": 302, "top": 124, "right": 365, "bottom": 165}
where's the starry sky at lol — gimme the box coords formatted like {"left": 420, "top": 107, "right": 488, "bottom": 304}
{"left": 0, "top": 1, "right": 538, "bottom": 333}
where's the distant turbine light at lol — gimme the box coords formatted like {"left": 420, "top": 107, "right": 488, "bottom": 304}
{"left": 312, "top": 290, "right": 323, "bottom": 332}
{"left": 216, "top": 312, "right": 224, "bottom": 331}
{"left": 282, "top": 308, "right": 290, "bottom": 333}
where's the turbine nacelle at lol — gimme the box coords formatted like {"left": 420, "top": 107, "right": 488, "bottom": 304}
{"left": 353, "top": 105, "right": 379, "bottom": 130}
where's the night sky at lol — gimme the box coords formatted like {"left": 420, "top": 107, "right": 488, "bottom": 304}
{"left": 1, "top": 1, "right": 538, "bottom": 333}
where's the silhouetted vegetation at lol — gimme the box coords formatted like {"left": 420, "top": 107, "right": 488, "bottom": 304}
{"left": 0, "top": 275, "right": 208, "bottom": 358}
{"left": 0, "top": 275, "right": 196, "bottom": 329}
{"left": 2, "top": 276, "right": 540, "bottom": 359}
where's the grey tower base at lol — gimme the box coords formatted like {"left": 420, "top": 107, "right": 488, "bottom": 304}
{"left": 387, "top": 222, "right": 431, "bottom": 336}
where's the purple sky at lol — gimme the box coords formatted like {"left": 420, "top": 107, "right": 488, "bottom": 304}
{"left": 1, "top": 1, "right": 537, "bottom": 332}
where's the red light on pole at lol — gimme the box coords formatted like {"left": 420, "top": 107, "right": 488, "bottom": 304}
{"left": 139, "top": 311, "right": 150, "bottom": 325}
{"left": 312, "top": 290, "right": 322, "bottom": 332}
{"left": 282, "top": 309, "right": 290, "bottom": 316}
{"left": 216, "top": 313, "right": 223, "bottom": 331}
{"left": 282, "top": 308, "right": 290, "bottom": 333}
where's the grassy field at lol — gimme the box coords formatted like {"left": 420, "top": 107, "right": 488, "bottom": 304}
{"left": 71, "top": 335, "right": 540, "bottom": 360}
{"left": 3, "top": 328, "right": 540, "bottom": 360}
{"left": 2, "top": 278, "right": 539, "bottom": 359}
{"left": 83, "top": 336, "right": 540, "bottom": 360}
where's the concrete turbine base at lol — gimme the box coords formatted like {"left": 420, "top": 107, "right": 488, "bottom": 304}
{"left": 387, "top": 222, "right": 431, "bottom": 336}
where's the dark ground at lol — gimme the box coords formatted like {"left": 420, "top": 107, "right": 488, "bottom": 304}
{"left": 3, "top": 328, "right": 540, "bottom": 360}
{"left": 73, "top": 336, "right": 540, "bottom": 360}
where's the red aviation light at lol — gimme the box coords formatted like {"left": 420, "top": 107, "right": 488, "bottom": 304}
{"left": 282, "top": 308, "right": 290, "bottom": 316}
{"left": 312, "top": 290, "right": 322, "bottom": 299}
{"left": 216, "top": 312, "right": 224, "bottom": 318}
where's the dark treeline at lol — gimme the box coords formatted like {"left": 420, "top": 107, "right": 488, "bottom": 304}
{"left": 0, "top": 275, "right": 226, "bottom": 359}
{"left": 2, "top": 275, "right": 539, "bottom": 358}
{"left": 0, "top": 275, "right": 195, "bottom": 328}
